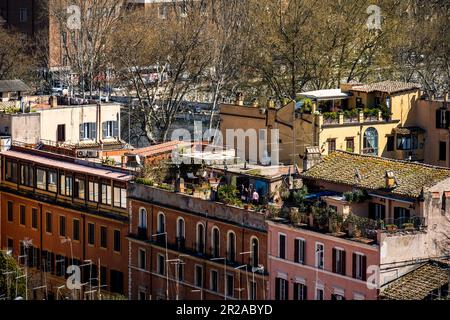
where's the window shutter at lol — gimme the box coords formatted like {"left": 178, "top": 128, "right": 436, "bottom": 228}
{"left": 303, "top": 285, "right": 307, "bottom": 300}
{"left": 102, "top": 122, "right": 107, "bottom": 138}
{"left": 79, "top": 124, "right": 84, "bottom": 140}
{"left": 352, "top": 253, "right": 356, "bottom": 278}
{"left": 294, "top": 239, "right": 299, "bottom": 263}
{"left": 293, "top": 283, "right": 298, "bottom": 300}
{"left": 113, "top": 121, "right": 119, "bottom": 138}
{"left": 436, "top": 109, "right": 441, "bottom": 128}
{"left": 91, "top": 123, "right": 97, "bottom": 140}
{"left": 332, "top": 248, "right": 336, "bottom": 273}
{"left": 284, "top": 279, "right": 289, "bottom": 300}
{"left": 301, "top": 240, "right": 306, "bottom": 264}
{"left": 275, "top": 278, "right": 281, "bottom": 300}
{"left": 362, "top": 255, "right": 367, "bottom": 281}
{"left": 342, "top": 250, "right": 346, "bottom": 275}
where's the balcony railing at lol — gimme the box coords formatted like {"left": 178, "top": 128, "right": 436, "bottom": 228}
{"left": 176, "top": 237, "right": 186, "bottom": 250}
{"left": 137, "top": 227, "right": 147, "bottom": 240}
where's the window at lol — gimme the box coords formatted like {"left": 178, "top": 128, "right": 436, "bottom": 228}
{"left": 7, "top": 201, "right": 13, "bottom": 222}
{"left": 59, "top": 216, "right": 66, "bottom": 237}
{"left": 369, "top": 203, "right": 385, "bottom": 220}
{"left": 196, "top": 223, "right": 205, "bottom": 254}
{"left": 227, "top": 231, "right": 236, "bottom": 262}
{"left": 157, "top": 254, "right": 165, "bottom": 275}
{"left": 177, "top": 263, "right": 184, "bottom": 281}
{"left": 88, "top": 181, "right": 99, "bottom": 202}
{"left": 157, "top": 213, "right": 166, "bottom": 233}
{"left": 80, "top": 122, "right": 96, "bottom": 140}
{"left": 74, "top": 178, "right": 85, "bottom": 199}
{"left": 387, "top": 136, "right": 395, "bottom": 151}
{"left": 48, "top": 171, "right": 57, "bottom": 192}
{"left": 37, "top": 169, "right": 47, "bottom": 190}
{"left": 60, "top": 174, "right": 73, "bottom": 196}
{"left": 278, "top": 234, "right": 286, "bottom": 259}
{"left": 195, "top": 265, "right": 203, "bottom": 287}
{"left": 397, "top": 135, "right": 413, "bottom": 150}
{"left": 294, "top": 238, "right": 306, "bottom": 264}
{"left": 226, "top": 274, "right": 234, "bottom": 297}
{"left": 210, "top": 270, "right": 218, "bottom": 292}
{"left": 88, "top": 223, "right": 95, "bottom": 245}
{"left": 346, "top": 138, "right": 354, "bottom": 153}
{"left": 251, "top": 237, "right": 259, "bottom": 267}
{"left": 139, "top": 291, "right": 146, "bottom": 301}
{"left": 352, "top": 253, "right": 367, "bottom": 280}
{"left": 176, "top": 217, "right": 185, "bottom": 239}
{"left": 275, "top": 278, "right": 288, "bottom": 300}
{"left": 139, "top": 208, "right": 147, "bottom": 229}
{"left": 113, "top": 230, "right": 121, "bottom": 252}
{"left": 439, "top": 141, "right": 447, "bottom": 161}
{"left": 7, "top": 238, "right": 13, "bottom": 252}
{"left": 436, "top": 109, "right": 449, "bottom": 129}
{"left": 328, "top": 139, "right": 336, "bottom": 154}
{"left": 315, "top": 288, "right": 324, "bottom": 300}
{"left": 46, "top": 212, "right": 52, "bottom": 233}
{"left": 19, "top": 8, "right": 27, "bottom": 22}
{"left": 363, "top": 127, "right": 378, "bottom": 155}
{"left": 315, "top": 243, "right": 324, "bottom": 269}
{"left": 113, "top": 186, "right": 127, "bottom": 208}
{"left": 294, "top": 283, "right": 307, "bottom": 300}
{"left": 100, "top": 266, "right": 107, "bottom": 286}
{"left": 101, "top": 183, "right": 111, "bottom": 205}
{"left": 211, "top": 227, "right": 220, "bottom": 258}
{"left": 138, "top": 248, "right": 146, "bottom": 270}
{"left": 55, "top": 255, "right": 66, "bottom": 277}
{"left": 57, "top": 124, "right": 66, "bottom": 142}
{"left": 5, "top": 160, "right": 17, "bottom": 183}
{"left": 100, "top": 226, "right": 107, "bottom": 248}
{"left": 394, "top": 207, "right": 410, "bottom": 226}
{"left": 20, "top": 164, "right": 33, "bottom": 187}
{"left": 20, "top": 205, "right": 26, "bottom": 226}
{"left": 103, "top": 121, "right": 118, "bottom": 138}
{"left": 73, "top": 219, "right": 80, "bottom": 241}
{"left": 332, "top": 248, "right": 346, "bottom": 275}
{"left": 31, "top": 208, "right": 38, "bottom": 229}
{"left": 110, "top": 270, "right": 124, "bottom": 294}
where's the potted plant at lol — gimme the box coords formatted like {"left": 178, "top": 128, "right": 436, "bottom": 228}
{"left": 402, "top": 222, "right": 415, "bottom": 231}
{"left": 386, "top": 224, "right": 398, "bottom": 232}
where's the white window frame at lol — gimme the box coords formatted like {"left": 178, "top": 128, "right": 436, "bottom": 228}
{"left": 210, "top": 269, "right": 219, "bottom": 292}
{"left": 176, "top": 217, "right": 185, "bottom": 238}
{"left": 354, "top": 253, "right": 364, "bottom": 280}
{"left": 157, "top": 212, "right": 166, "bottom": 233}
{"left": 278, "top": 232, "right": 287, "bottom": 259}
{"left": 139, "top": 208, "right": 147, "bottom": 228}
{"left": 315, "top": 242, "right": 324, "bottom": 269}
{"left": 295, "top": 237, "right": 306, "bottom": 264}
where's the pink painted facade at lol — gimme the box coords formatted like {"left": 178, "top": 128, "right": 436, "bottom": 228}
{"left": 267, "top": 221, "right": 380, "bottom": 300}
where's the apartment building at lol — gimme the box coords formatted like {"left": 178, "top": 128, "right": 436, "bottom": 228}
{"left": 220, "top": 81, "right": 423, "bottom": 168}
{"left": 267, "top": 151, "right": 450, "bottom": 300}
{"left": 0, "top": 145, "right": 134, "bottom": 299}
{"left": 0, "top": 98, "right": 123, "bottom": 150}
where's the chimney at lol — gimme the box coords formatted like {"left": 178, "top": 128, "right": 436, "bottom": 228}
{"left": 49, "top": 96, "right": 58, "bottom": 108}
{"left": 303, "top": 146, "right": 322, "bottom": 171}
{"left": 385, "top": 171, "right": 397, "bottom": 189}
{"left": 251, "top": 98, "right": 259, "bottom": 108}
{"left": 444, "top": 91, "right": 448, "bottom": 104}
{"left": 267, "top": 97, "right": 275, "bottom": 109}
{"left": 235, "top": 92, "right": 244, "bottom": 106}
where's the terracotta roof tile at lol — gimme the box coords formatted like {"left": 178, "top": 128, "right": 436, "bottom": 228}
{"left": 351, "top": 81, "right": 421, "bottom": 94}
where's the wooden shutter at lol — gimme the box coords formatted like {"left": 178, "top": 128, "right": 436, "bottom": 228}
{"left": 352, "top": 253, "right": 357, "bottom": 278}
{"left": 113, "top": 121, "right": 119, "bottom": 138}
{"left": 293, "top": 283, "right": 298, "bottom": 300}
{"left": 332, "top": 248, "right": 336, "bottom": 273}
{"left": 342, "top": 250, "right": 346, "bottom": 275}
{"left": 79, "top": 123, "right": 85, "bottom": 139}
{"left": 294, "top": 239, "right": 299, "bottom": 263}
{"left": 362, "top": 255, "right": 367, "bottom": 281}
{"left": 303, "top": 285, "right": 307, "bottom": 300}
{"left": 301, "top": 240, "right": 306, "bottom": 264}
{"left": 284, "top": 279, "right": 289, "bottom": 300}
{"left": 275, "top": 278, "right": 281, "bottom": 300}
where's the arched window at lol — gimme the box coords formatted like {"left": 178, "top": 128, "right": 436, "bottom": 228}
{"left": 363, "top": 127, "right": 378, "bottom": 155}
{"left": 211, "top": 227, "right": 220, "bottom": 258}
{"left": 227, "top": 231, "right": 236, "bottom": 262}
{"left": 176, "top": 217, "right": 185, "bottom": 239}
{"left": 138, "top": 208, "right": 147, "bottom": 229}
{"left": 251, "top": 237, "right": 259, "bottom": 267}
{"left": 196, "top": 223, "right": 205, "bottom": 254}
{"left": 157, "top": 212, "right": 165, "bottom": 233}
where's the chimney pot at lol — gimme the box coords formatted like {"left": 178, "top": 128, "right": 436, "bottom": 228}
{"left": 267, "top": 97, "right": 275, "bottom": 109}
{"left": 235, "top": 92, "right": 244, "bottom": 106}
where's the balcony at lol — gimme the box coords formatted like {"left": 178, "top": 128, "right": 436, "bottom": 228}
{"left": 137, "top": 227, "right": 148, "bottom": 240}
{"left": 319, "top": 109, "right": 387, "bottom": 128}
{"left": 176, "top": 237, "right": 186, "bottom": 250}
